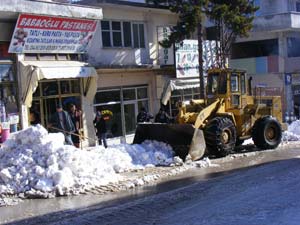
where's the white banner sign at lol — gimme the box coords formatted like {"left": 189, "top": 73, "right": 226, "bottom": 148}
{"left": 175, "top": 40, "right": 218, "bottom": 78}
{"left": 9, "top": 14, "right": 97, "bottom": 53}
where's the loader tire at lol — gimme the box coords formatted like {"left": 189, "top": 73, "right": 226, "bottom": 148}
{"left": 252, "top": 116, "right": 282, "bottom": 150}
{"left": 204, "top": 117, "right": 236, "bottom": 157}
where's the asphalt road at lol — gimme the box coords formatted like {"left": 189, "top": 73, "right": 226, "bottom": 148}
{"left": 2, "top": 144, "right": 300, "bottom": 225}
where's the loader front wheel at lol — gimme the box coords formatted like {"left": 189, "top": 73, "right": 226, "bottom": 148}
{"left": 252, "top": 116, "right": 282, "bottom": 150}
{"left": 204, "top": 117, "right": 236, "bottom": 157}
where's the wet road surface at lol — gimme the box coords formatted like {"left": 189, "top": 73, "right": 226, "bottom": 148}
{"left": 1, "top": 144, "right": 300, "bottom": 224}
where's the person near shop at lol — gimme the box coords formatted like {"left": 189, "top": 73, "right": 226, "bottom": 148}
{"left": 137, "top": 107, "right": 153, "bottom": 123}
{"left": 29, "top": 106, "right": 41, "bottom": 126}
{"left": 68, "top": 103, "right": 82, "bottom": 148}
{"left": 49, "top": 103, "right": 75, "bottom": 145}
{"left": 94, "top": 111, "right": 108, "bottom": 148}
{"left": 155, "top": 107, "right": 171, "bottom": 123}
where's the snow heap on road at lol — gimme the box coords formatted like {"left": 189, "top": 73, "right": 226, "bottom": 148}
{"left": 0, "top": 125, "right": 174, "bottom": 197}
{"left": 283, "top": 120, "right": 300, "bottom": 141}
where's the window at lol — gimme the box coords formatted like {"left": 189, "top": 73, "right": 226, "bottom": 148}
{"left": 297, "top": 2, "right": 300, "bottom": 12}
{"left": 112, "top": 22, "right": 122, "bottom": 47}
{"left": 287, "top": 37, "right": 300, "bottom": 57}
{"left": 133, "top": 23, "right": 145, "bottom": 48}
{"left": 230, "top": 74, "right": 239, "bottom": 92}
{"left": 101, "top": 20, "right": 145, "bottom": 48}
{"left": 241, "top": 73, "right": 246, "bottom": 94}
{"left": 94, "top": 85, "right": 149, "bottom": 138}
{"left": 168, "top": 88, "right": 200, "bottom": 117}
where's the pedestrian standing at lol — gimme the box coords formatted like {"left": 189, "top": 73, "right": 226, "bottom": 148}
{"left": 49, "top": 103, "right": 75, "bottom": 145}
{"left": 137, "top": 107, "right": 153, "bottom": 123}
{"left": 94, "top": 111, "right": 108, "bottom": 148}
{"left": 155, "top": 107, "right": 171, "bottom": 123}
{"left": 68, "top": 103, "right": 82, "bottom": 148}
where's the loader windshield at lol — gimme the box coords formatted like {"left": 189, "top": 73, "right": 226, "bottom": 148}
{"left": 207, "top": 72, "right": 227, "bottom": 95}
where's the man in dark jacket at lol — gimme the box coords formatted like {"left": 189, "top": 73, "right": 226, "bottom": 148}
{"left": 49, "top": 103, "right": 75, "bottom": 145}
{"left": 94, "top": 111, "right": 108, "bottom": 148}
{"left": 137, "top": 107, "right": 153, "bottom": 123}
{"left": 155, "top": 108, "right": 171, "bottom": 123}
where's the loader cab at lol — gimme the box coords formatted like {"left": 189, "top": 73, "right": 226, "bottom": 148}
{"left": 206, "top": 69, "right": 247, "bottom": 109}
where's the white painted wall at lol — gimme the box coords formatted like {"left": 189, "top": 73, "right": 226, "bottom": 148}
{"left": 87, "top": 4, "right": 177, "bottom": 67}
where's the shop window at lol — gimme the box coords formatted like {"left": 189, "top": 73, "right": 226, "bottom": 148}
{"left": 168, "top": 87, "right": 200, "bottom": 117}
{"left": 70, "top": 79, "right": 80, "bottom": 93}
{"left": 42, "top": 81, "right": 59, "bottom": 96}
{"left": 60, "top": 80, "right": 71, "bottom": 94}
{"left": 123, "top": 89, "right": 136, "bottom": 101}
{"left": 95, "top": 90, "right": 121, "bottom": 104}
{"left": 0, "top": 63, "right": 18, "bottom": 116}
{"left": 94, "top": 85, "right": 149, "bottom": 138}
{"left": 137, "top": 87, "right": 147, "bottom": 99}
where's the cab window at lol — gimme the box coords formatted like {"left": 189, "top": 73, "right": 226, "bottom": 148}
{"left": 231, "top": 74, "right": 239, "bottom": 92}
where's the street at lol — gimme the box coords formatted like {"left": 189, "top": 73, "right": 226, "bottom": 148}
{"left": 2, "top": 144, "right": 300, "bottom": 225}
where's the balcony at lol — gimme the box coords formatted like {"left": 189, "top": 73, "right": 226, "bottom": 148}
{"left": 253, "top": 12, "right": 300, "bottom": 32}
{"left": 229, "top": 56, "right": 279, "bottom": 75}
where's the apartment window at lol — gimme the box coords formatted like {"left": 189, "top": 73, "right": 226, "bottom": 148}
{"left": 101, "top": 20, "right": 145, "bottom": 48}
{"left": 296, "top": 2, "right": 300, "bottom": 12}
{"left": 287, "top": 37, "right": 300, "bottom": 57}
{"left": 133, "top": 23, "right": 145, "bottom": 48}
{"left": 101, "top": 21, "right": 111, "bottom": 47}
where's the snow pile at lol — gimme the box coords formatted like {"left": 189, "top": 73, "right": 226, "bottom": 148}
{"left": 283, "top": 120, "right": 300, "bottom": 141}
{"left": 0, "top": 125, "right": 175, "bottom": 197}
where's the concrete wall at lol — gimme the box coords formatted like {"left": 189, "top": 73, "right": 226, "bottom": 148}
{"left": 87, "top": 4, "right": 177, "bottom": 67}
{"left": 258, "top": 0, "right": 288, "bottom": 16}
{"left": 96, "top": 69, "right": 160, "bottom": 113}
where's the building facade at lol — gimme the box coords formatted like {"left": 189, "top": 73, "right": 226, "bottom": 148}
{"left": 230, "top": 0, "right": 300, "bottom": 120}
{"left": 0, "top": 0, "right": 102, "bottom": 146}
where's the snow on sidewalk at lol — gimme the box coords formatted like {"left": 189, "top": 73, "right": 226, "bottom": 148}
{"left": 0, "top": 125, "right": 177, "bottom": 198}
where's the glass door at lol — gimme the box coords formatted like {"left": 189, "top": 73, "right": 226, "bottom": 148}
{"left": 124, "top": 103, "right": 137, "bottom": 135}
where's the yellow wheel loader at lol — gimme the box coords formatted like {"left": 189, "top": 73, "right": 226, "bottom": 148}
{"left": 133, "top": 68, "right": 286, "bottom": 161}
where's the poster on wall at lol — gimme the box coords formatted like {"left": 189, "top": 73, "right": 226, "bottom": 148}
{"left": 175, "top": 40, "right": 218, "bottom": 78}
{"left": 8, "top": 14, "right": 97, "bottom": 53}
{"left": 157, "top": 26, "right": 174, "bottom": 65}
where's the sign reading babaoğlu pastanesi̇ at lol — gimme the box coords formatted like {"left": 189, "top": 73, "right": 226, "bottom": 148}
{"left": 8, "top": 14, "right": 97, "bottom": 53}
{"left": 175, "top": 40, "right": 218, "bottom": 78}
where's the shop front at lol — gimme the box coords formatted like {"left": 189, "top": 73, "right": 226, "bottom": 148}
{"left": 18, "top": 59, "right": 98, "bottom": 146}
{"left": 94, "top": 69, "right": 158, "bottom": 144}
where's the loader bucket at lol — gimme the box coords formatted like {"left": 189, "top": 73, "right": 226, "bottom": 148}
{"left": 133, "top": 123, "right": 206, "bottom": 161}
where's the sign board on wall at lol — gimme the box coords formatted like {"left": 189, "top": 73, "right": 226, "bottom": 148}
{"left": 8, "top": 14, "right": 97, "bottom": 53}
{"left": 175, "top": 40, "right": 218, "bottom": 78}
{"left": 157, "top": 26, "right": 174, "bottom": 65}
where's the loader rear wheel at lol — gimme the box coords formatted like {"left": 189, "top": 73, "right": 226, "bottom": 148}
{"left": 204, "top": 117, "right": 236, "bottom": 157}
{"left": 252, "top": 116, "right": 282, "bottom": 150}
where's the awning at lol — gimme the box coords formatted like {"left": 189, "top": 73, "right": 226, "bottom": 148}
{"left": 20, "top": 60, "right": 98, "bottom": 107}
{"left": 161, "top": 78, "right": 200, "bottom": 105}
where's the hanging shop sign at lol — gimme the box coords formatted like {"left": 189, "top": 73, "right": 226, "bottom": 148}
{"left": 8, "top": 14, "right": 97, "bottom": 53}
{"left": 175, "top": 40, "right": 218, "bottom": 78}
{"left": 157, "top": 26, "right": 174, "bottom": 65}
